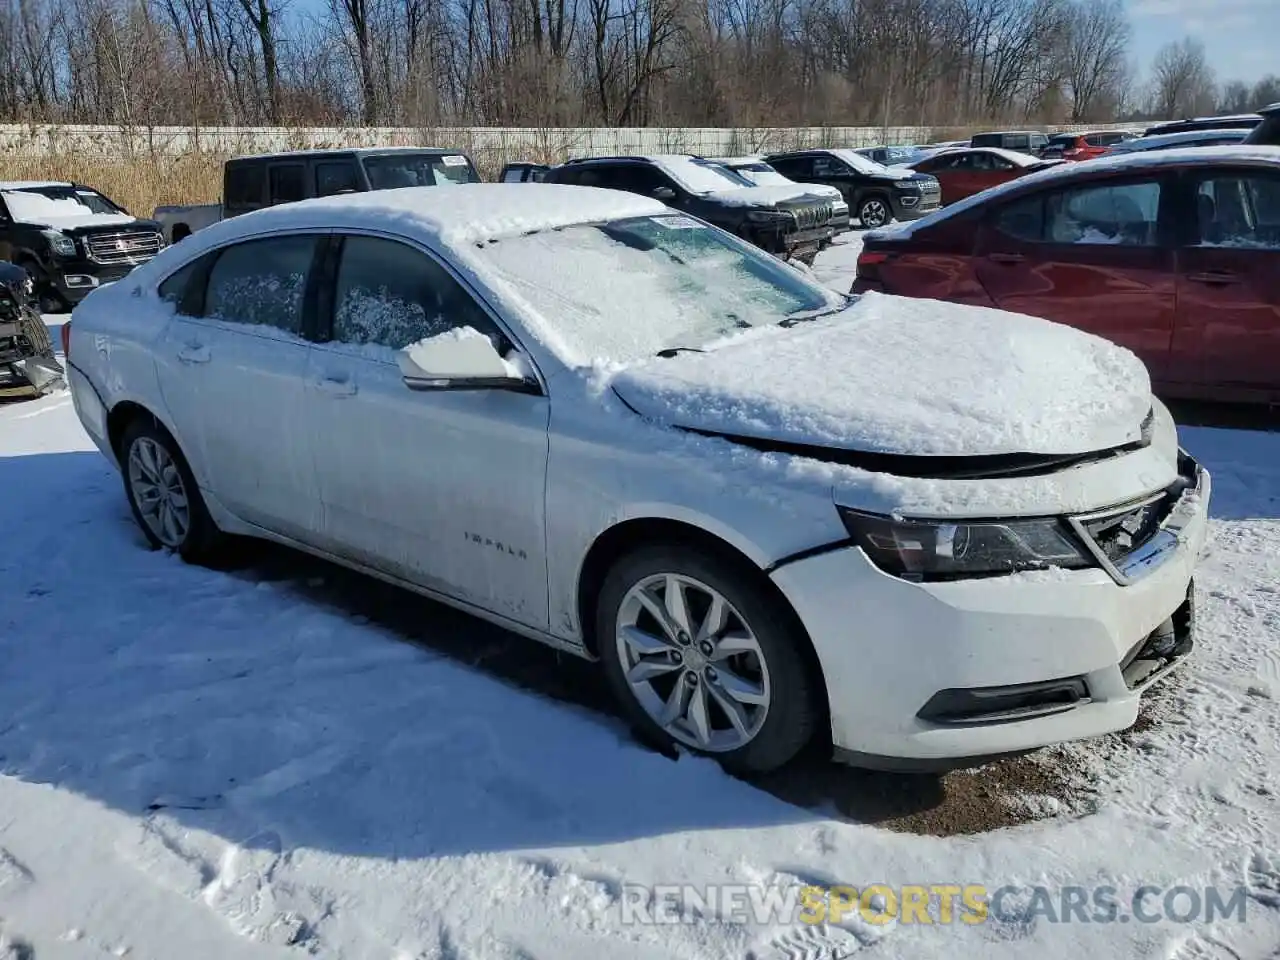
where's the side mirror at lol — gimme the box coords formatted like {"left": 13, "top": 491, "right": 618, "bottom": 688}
{"left": 397, "top": 327, "right": 538, "bottom": 393}
{"left": 652, "top": 186, "right": 677, "bottom": 202}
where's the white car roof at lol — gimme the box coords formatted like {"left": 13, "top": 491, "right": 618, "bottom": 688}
{"left": 132, "top": 184, "right": 669, "bottom": 262}
{"left": 709, "top": 156, "right": 769, "bottom": 166}
{"left": 0, "top": 180, "right": 72, "bottom": 191}
{"left": 970, "top": 147, "right": 1043, "bottom": 166}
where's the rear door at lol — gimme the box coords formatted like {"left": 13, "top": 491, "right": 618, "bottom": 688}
{"left": 974, "top": 173, "right": 1178, "bottom": 381}
{"left": 153, "top": 231, "right": 325, "bottom": 540}
{"left": 1176, "top": 166, "right": 1280, "bottom": 397}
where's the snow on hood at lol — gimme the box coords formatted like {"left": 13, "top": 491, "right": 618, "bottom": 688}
{"left": 21, "top": 212, "right": 138, "bottom": 230}
{"left": 609, "top": 291, "right": 1152, "bottom": 458}
{"left": 703, "top": 184, "right": 836, "bottom": 207}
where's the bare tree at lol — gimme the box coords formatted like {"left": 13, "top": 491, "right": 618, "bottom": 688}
{"left": 1061, "top": 0, "right": 1127, "bottom": 121}
{"left": 1149, "top": 37, "right": 1216, "bottom": 120}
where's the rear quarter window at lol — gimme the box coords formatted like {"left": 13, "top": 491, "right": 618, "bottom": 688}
{"left": 225, "top": 164, "right": 265, "bottom": 208}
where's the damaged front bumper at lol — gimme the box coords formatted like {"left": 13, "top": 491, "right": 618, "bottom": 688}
{"left": 0, "top": 302, "right": 65, "bottom": 400}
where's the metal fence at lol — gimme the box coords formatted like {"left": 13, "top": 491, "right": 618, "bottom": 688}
{"left": 0, "top": 121, "right": 1145, "bottom": 164}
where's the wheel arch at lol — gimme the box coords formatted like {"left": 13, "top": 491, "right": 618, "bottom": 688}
{"left": 574, "top": 516, "right": 831, "bottom": 736}
{"left": 106, "top": 399, "right": 184, "bottom": 466}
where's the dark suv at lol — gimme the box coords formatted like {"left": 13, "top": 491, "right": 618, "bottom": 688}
{"left": 1243, "top": 103, "right": 1280, "bottom": 145}
{"left": 541, "top": 155, "right": 835, "bottom": 262}
{"left": 0, "top": 180, "right": 164, "bottom": 312}
{"left": 763, "top": 149, "right": 941, "bottom": 228}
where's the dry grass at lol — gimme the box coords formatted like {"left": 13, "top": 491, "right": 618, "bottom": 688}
{"left": 1, "top": 154, "right": 225, "bottom": 217}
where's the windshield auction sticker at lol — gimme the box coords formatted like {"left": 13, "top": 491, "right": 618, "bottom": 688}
{"left": 651, "top": 216, "right": 704, "bottom": 229}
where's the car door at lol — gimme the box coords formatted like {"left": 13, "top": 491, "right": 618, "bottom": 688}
{"left": 1176, "top": 167, "right": 1280, "bottom": 396}
{"left": 303, "top": 232, "right": 552, "bottom": 628}
{"left": 153, "top": 231, "right": 325, "bottom": 541}
{"left": 974, "top": 175, "right": 1178, "bottom": 382}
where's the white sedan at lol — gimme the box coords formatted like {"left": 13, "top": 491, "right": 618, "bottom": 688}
{"left": 64, "top": 184, "right": 1210, "bottom": 773}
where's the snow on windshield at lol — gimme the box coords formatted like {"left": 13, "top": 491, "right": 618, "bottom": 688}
{"left": 653, "top": 156, "right": 753, "bottom": 193}
{"left": 2, "top": 190, "right": 90, "bottom": 221}
{"left": 474, "top": 215, "right": 842, "bottom": 365}
{"left": 732, "top": 164, "right": 793, "bottom": 186}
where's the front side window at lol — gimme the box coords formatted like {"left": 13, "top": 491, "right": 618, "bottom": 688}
{"left": 330, "top": 236, "right": 494, "bottom": 349}
{"left": 1045, "top": 180, "right": 1161, "bottom": 246}
{"left": 203, "top": 235, "right": 317, "bottom": 334}
{"left": 475, "top": 214, "right": 844, "bottom": 365}
{"left": 1193, "top": 173, "right": 1280, "bottom": 249}
{"left": 992, "top": 194, "right": 1046, "bottom": 242}
{"left": 812, "top": 155, "right": 851, "bottom": 177}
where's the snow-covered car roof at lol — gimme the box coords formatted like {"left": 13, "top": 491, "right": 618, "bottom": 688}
{"left": 123, "top": 184, "right": 669, "bottom": 267}
{"left": 228, "top": 146, "right": 473, "bottom": 163}
{"left": 964, "top": 147, "right": 1045, "bottom": 167}
{"left": 1108, "top": 128, "right": 1248, "bottom": 153}
{"left": 0, "top": 180, "right": 73, "bottom": 191}
{"left": 869, "top": 145, "right": 1280, "bottom": 241}
{"left": 709, "top": 156, "right": 770, "bottom": 166}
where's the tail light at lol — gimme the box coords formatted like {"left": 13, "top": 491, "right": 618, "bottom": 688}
{"left": 61, "top": 320, "right": 71, "bottom": 359}
{"left": 856, "top": 249, "right": 892, "bottom": 280}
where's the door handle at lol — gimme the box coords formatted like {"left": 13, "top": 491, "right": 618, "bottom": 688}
{"left": 1186, "top": 271, "right": 1241, "bottom": 285}
{"left": 988, "top": 252, "right": 1025, "bottom": 264}
{"left": 177, "top": 343, "right": 210, "bottom": 364}
{"left": 313, "top": 375, "right": 357, "bottom": 397}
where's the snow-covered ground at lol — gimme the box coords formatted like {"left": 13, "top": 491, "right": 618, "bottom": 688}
{"left": 2, "top": 256, "right": 1279, "bottom": 958}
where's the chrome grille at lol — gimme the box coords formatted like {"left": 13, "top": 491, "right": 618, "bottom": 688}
{"left": 794, "top": 202, "right": 833, "bottom": 230}
{"left": 84, "top": 230, "right": 163, "bottom": 265}
{"left": 1078, "top": 496, "right": 1169, "bottom": 563}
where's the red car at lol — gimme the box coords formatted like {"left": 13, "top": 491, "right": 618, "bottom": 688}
{"left": 851, "top": 147, "right": 1280, "bottom": 404}
{"left": 1042, "top": 130, "right": 1139, "bottom": 161}
{"left": 902, "top": 148, "right": 1063, "bottom": 205}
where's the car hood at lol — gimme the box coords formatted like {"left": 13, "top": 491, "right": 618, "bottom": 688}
{"left": 19, "top": 213, "right": 160, "bottom": 233}
{"left": 701, "top": 185, "right": 833, "bottom": 208}
{"left": 608, "top": 291, "right": 1153, "bottom": 469}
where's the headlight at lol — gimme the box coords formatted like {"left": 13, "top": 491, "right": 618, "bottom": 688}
{"left": 893, "top": 181, "right": 922, "bottom": 190}
{"left": 41, "top": 230, "right": 77, "bottom": 257}
{"left": 746, "top": 209, "right": 795, "bottom": 223}
{"left": 832, "top": 200, "right": 849, "bottom": 212}
{"left": 838, "top": 508, "right": 1092, "bottom": 580}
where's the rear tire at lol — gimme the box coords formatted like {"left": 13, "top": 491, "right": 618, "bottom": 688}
{"left": 119, "top": 418, "right": 225, "bottom": 564}
{"left": 596, "top": 545, "right": 820, "bottom": 774}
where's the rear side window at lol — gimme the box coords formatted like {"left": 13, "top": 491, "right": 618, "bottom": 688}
{"left": 992, "top": 195, "right": 1046, "bottom": 242}
{"left": 767, "top": 156, "right": 812, "bottom": 178}
{"left": 1006, "top": 134, "right": 1030, "bottom": 150}
{"left": 225, "top": 164, "right": 265, "bottom": 208}
{"left": 203, "top": 235, "right": 318, "bottom": 334}
{"left": 329, "top": 235, "right": 496, "bottom": 349}
{"left": 501, "top": 167, "right": 526, "bottom": 183}
{"left": 971, "top": 134, "right": 1000, "bottom": 147}
{"left": 269, "top": 164, "right": 306, "bottom": 204}
{"left": 1046, "top": 181, "right": 1162, "bottom": 246}
{"left": 315, "top": 161, "right": 359, "bottom": 197}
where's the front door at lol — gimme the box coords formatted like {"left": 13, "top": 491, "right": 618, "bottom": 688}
{"left": 1177, "top": 167, "right": 1280, "bottom": 397}
{"left": 304, "top": 233, "right": 552, "bottom": 629}
{"left": 153, "top": 232, "right": 324, "bottom": 541}
{"left": 974, "top": 175, "right": 1178, "bottom": 382}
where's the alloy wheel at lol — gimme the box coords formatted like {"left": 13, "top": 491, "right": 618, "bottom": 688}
{"left": 614, "top": 572, "right": 771, "bottom": 753}
{"left": 860, "top": 199, "right": 889, "bottom": 228}
{"left": 127, "top": 436, "right": 191, "bottom": 548}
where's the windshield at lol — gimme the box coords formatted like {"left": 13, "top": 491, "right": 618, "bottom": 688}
{"left": 476, "top": 214, "right": 844, "bottom": 365}
{"left": 655, "top": 157, "right": 755, "bottom": 193}
{"left": 728, "top": 162, "right": 792, "bottom": 186}
{"left": 829, "top": 149, "right": 891, "bottom": 175}
{"left": 361, "top": 152, "right": 479, "bottom": 189}
{"left": 2, "top": 185, "right": 126, "bottom": 220}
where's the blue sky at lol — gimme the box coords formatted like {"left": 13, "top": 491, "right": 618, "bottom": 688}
{"left": 1129, "top": 0, "right": 1277, "bottom": 87}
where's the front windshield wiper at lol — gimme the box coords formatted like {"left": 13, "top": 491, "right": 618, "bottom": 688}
{"left": 655, "top": 346, "right": 707, "bottom": 358}
{"left": 780, "top": 296, "right": 853, "bottom": 327}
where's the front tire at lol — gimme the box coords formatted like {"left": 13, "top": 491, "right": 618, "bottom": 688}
{"left": 597, "top": 546, "right": 820, "bottom": 774}
{"left": 858, "top": 195, "right": 892, "bottom": 229}
{"left": 119, "top": 418, "right": 224, "bottom": 563}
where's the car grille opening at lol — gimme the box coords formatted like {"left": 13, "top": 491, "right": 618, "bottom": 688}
{"left": 85, "top": 230, "right": 163, "bottom": 264}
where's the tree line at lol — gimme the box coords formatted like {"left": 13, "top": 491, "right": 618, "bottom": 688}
{"left": 0, "top": 0, "right": 1275, "bottom": 130}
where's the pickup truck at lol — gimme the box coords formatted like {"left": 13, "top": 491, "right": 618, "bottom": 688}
{"left": 153, "top": 147, "right": 482, "bottom": 243}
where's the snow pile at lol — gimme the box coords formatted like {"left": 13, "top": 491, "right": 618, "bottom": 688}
{"left": 610, "top": 290, "right": 1152, "bottom": 457}
{"left": 1, "top": 190, "right": 136, "bottom": 229}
